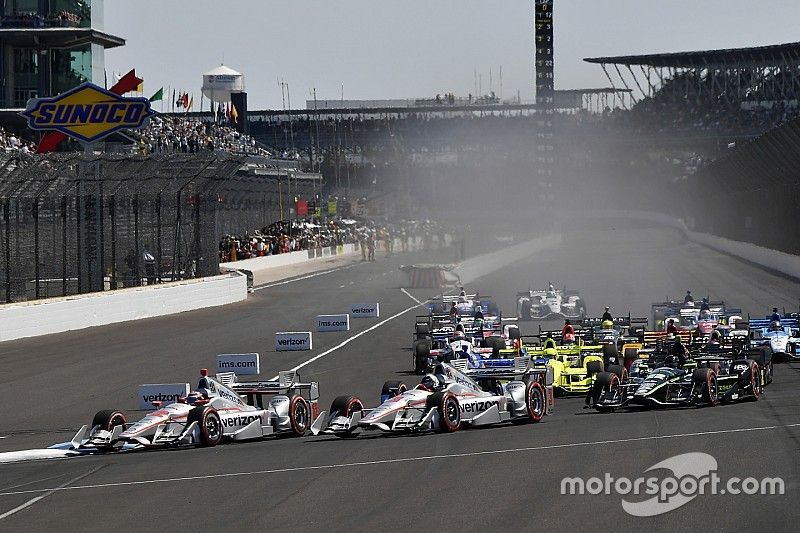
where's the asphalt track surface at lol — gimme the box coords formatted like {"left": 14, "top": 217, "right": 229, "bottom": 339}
{"left": 1, "top": 227, "right": 799, "bottom": 531}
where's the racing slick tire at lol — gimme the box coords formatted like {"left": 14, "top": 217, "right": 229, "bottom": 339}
{"left": 745, "top": 359, "right": 762, "bottom": 401}
{"left": 602, "top": 344, "right": 620, "bottom": 366}
{"left": 692, "top": 368, "right": 719, "bottom": 407}
{"left": 519, "top": 301, "right": 532, "bottom": 320}
{"left": 415, "top": 324, "right": 430, "bottom": 340}
{"left": 187, "top": 406, "right": 223, "bottom": 447}
{"left": 414, "top": 341, "right": 431, "bottom": 374}
{"left": 623, "top": 347, "right": 639, "bottom": 370}
{"left": 492, "top": 336, "right": 506, "bottom": 357}
{"left": 381, "top": 380, "right": 408, "bottom": 401}
{"left": 288, "top": 394, "right": 310, "bottom": 437}
{"left": 586, "top": 360, "right": 604, "bottom": 377}
{"left": 507, "top": 326, "right": 521, "bottom": 341}
{"left": 591, "top": 372, "right": 621, "bottom": 412}
{"left": 607, "top": 364, "right": 628, "bottom": 382}
{"left": 329, "top": 395, "right": 364, "bottom": 438}
{"left": 525, "top": 381, "right": 546, "bottom": 422}
{"left": 575, "top": 299, "right": 587, "bottom": 318}
{"left": 91, "top": 410, "right": 126, "bottom": 432}
{"left": 427, "top": 392, "right": 461, "bottom": 433}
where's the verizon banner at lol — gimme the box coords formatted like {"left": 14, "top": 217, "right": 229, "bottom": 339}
{"left": 351, "top": 303, "right": 380, "bottom": 318}
{"left": 137, "top": 383, "right": 190, "bottom": 410}
{"left": 275, "top": 331, "right": 313, "bottom": 351}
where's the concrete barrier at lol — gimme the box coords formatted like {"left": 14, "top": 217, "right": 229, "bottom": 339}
{"left": 572, "top": 210, "right": 800, "bottom": 280}
{"left": 0, "top": 273, "right": 248, "bottom": 343}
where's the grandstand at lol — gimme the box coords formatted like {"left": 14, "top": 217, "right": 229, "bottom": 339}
{"left": 584, "top": 42, "right": 800, "bottom": 137}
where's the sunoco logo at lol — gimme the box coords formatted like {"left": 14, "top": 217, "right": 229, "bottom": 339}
{"left": 20, "top": 82, "right": 155, "bottom": 143}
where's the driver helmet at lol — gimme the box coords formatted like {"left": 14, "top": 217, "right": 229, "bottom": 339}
{"left": 419, "top": 373, "right": 442, "bottom": 392}
{"left": 663, "top": 354, "right": 678, "bottom": 367}
{"left": 459, "top": 288, "right": 466, "bottom": 297}
{"left": 564, "top": 332, "right": 576, "bottom": 343}
{"left": 601, "top": 319, "right": 613, "bottom": 329}
{"left": 685, "top": 300, "right": 695, "bottom": 308}
{"left": 771, "top": 320, "right": 782, "bottom": 331}
{"left": 185, "top": 391, "right": 205, "bottom": 405}
{"left": 458, "top": 295, "right": 467, "bottom": 303}
{"left": 700, "top": 309, "right": 710, "bottom": 318}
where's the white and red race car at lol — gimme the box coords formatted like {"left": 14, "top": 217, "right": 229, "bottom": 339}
{"left": 51, "top": 369, "right": 322, "bottom": 453}
{"left": 313, "top": 359, "right": 554, "bottom": 437}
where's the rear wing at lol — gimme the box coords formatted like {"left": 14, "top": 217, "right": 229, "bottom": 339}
{"left": 750, "top": 317, "right": 800, "bottom": 329}
{"left": 581, "top": 314, "right": 633, "bottom": 327}
{"left": 454, "top": 357, "right": 554, "bottom": 385}
{"left": 223, "top": 370, "right": 320, "bottom": 401}
{"left": 643, "top": 330, "right": 691, "bottom": 346}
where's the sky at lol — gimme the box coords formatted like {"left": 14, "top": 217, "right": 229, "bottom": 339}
{"left": 104, "top": 0, "right": 800, "bottom": 110}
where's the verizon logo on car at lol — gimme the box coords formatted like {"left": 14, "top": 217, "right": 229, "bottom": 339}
{"left": 275, "top": 332, "right": 313, "bottom": 351}
{"left": 350, "top": 303, "right": 380, "bottom": 318}
{"left": 317, "top": 314, "right": 350, "bottom": 332}
{"left": 216, "top": 353, "right": 260, "bottom": 375}
{"left": 137, "top": 383, "right": 190, "bottom": 410}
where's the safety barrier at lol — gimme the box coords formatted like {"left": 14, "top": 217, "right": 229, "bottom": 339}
{"left": 572, "top": 210, "right": 800, "bottom": 281}
{"left": 0, "top": 272, "right": 248, "bottom": 343}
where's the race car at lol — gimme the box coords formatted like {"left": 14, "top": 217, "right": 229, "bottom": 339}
{"left": 412, "top": 323, "right": 523, "bottom": 373}
{"left": 589, "top": 344, "right": 766, "bottom": 411}
{"left": 652, "top": 298, "right": 740, "bottom": 334}
{"left": 51, "top": 369, "right": 322, "bottom": 453}
{"left": 516, "top": 284, "right": 586, "bottom": 320}
{"left": 313, "top": 359, "right": 553, "bottom": 437}
{"left": 749, "top": 314, "right": 800, "bottom": 360}
{"left": 581, "top": 315, "right": 647, "bottom": 349}
{"left": 428, "top": 292, "right": 501, "bottom": 321}
{"left": 528, "top": 335, "right": 619, "bottom": 396}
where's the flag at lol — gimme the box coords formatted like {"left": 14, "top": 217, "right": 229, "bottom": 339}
{"left": 187, "top": 95, "right": 193, "bottom": 110}
{"left": 149, "top": 87, "right": 163, "bottom": 102}
{"left": 172, "top": 89, "right": 176, "bottom": 110}
{"left": 225, "top": 104, "right": 231, "bottom": 121}
{"left": 230, "top": 103, "right": 239, "bottom": 123}
{"left": 136, "top": 81, "right": 143, "bottom": 93}
{"left": 182, "top": 93, "right": 189, "bottom": 109}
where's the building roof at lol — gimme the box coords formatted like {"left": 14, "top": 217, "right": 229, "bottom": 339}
{"left": 203, "top": 64, "right": 242, "bottom": 77}
{"left": 0, "top": 27, "right": 125, "bottom": 49}
{"left": 584, "top": 41, "right": 800, "bottom": 69}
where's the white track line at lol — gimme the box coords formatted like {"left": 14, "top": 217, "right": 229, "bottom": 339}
{"left": 269, "top": 287, "right": 427, "bottom": 380}
{"left": 252, "top": 263, "right": 359, "bottom": 291}
{"left": 400, "top": 288, "right": 422, "bottom": 305}
{"left": 0, "top": 465, "right": 104, "bottom": 520}
{"left": 0, "top": 423, "right": 797, "bottom": 498}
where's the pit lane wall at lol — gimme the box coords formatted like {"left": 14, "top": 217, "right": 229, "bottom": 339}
{"left": 574, "top": 210, "right": 800, "bottom": 280}
{"left": 0, "top": 273, "right": 248, "bottom": 343}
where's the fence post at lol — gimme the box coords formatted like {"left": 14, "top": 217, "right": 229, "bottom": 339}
{"left": 75, "top": 185, "right": 82, "bottom": 293}
{"left": 3, "top": 198, "right": 10, "bottom": 303}
{"left": 156, "top": 193, "right": 162, "bottom": 284}
{"left": 61, "top": 196, "right": 67, "bottom": 296}
{"left": 133, "top": 193, "right": 140, "bottom": 286}
{"left": 109, "top": 195, "right": 116, "bottom": 290}
{"left": 33, "top": 197, "right": 39, "bottom": 299}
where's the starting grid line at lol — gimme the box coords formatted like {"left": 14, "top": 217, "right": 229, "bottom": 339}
{"left": 1, "top": 423, "right": 798, "bottom": 499}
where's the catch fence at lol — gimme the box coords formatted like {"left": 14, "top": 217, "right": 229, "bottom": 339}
{"left": 0, "top": 152, "right": 313, "bottom": 303}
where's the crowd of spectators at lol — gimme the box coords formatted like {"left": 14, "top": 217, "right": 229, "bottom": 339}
{"left": 219, "top": 218, "right": 448, "bottom": 263}
{"left": 0, "top": 127, "right": 35, "bottom": 154}
{"left": 134, "top": 116, "right": 271, "bottom": 157}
